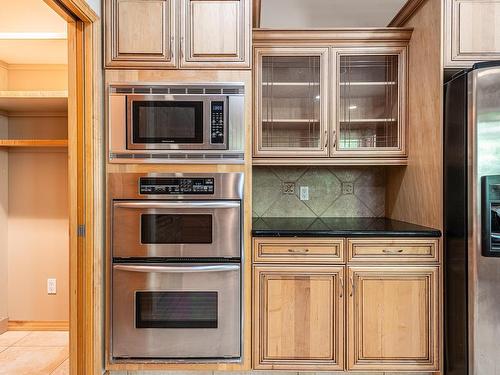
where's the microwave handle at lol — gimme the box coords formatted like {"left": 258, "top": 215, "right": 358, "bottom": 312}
{"left": 114, "top": 201, "right": 240, "bottom": 210}
{"left": 113, "top": 264, "right": 240, "bottom": 273}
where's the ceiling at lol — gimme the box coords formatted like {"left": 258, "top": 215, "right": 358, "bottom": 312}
{"left": 0, "top": 0, "right": 67, "bottom": 65}
{"left": 261, "top": 0, "right": 407, "bottom": 28}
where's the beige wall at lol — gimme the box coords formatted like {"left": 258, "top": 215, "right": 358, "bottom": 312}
{"left": 7, "top": 65, "right": 67, "bottom": 91}
{"left": 7, "top": 148, "right": 69, "bottom": 321}
{"left": 0, "top": 115, "right": 8, "bottom": 326}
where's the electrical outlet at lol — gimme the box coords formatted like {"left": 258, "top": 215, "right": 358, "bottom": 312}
{"left": 300, "top": 186, "right": 309, "bottom": 201}
{"left": 47, "top": 278, "right": 57, "bottom": 295}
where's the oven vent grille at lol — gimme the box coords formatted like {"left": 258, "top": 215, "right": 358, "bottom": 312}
{"left": 110, "top": 86, "right": 244, "bottom": 95}
{"left": 110, "top": 152, "right": 244, "bottom": 162}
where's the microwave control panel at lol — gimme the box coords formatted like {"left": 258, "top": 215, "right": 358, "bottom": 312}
{"left": 210, "top": 101, "right": 224, "bottom": 144}
{"left": 139, "top": 177, "right": 215, "bottom": 195}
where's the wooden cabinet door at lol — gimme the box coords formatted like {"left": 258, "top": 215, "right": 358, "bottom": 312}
{"left": 180, "top": 0, "right": 251, "bottom": 68}
{"left": 253, "top": 47, "right": 330, "bottom": 158}
{"left": 105, "top": 0, "right": 177, "bottom": 68}
{"left": 253, "top": 265, "right": 344, "bottom": 370}
{"left": 347, "top": 266, "right": 439, "bottom": 372}
{"left": 331, "top": 46, "right": 407, "bottom": 158}
{"left": 445, "top": 0, "right": 500, "bottom": 67}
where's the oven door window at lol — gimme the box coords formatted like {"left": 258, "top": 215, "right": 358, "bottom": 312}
{"left": 132, "top": 101, "right": 204, "bottom": 144}
{"left": 136, "top": 291, "right": 218, "bottom": 328}
{"left": 141, "top": 214, "right": 212, "bottom": 244}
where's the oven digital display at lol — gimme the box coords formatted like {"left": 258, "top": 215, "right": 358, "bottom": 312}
{"left": 141, "top": 214, "right": 213, "bottom": 244}
{"left": 139, "top": 177, "right": 215, "bottom": 195}
{"left": 135, "top": 291, "right": 218, "bottom": 329}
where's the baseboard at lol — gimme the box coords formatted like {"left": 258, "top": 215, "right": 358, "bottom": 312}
{"left": 0, "top": 317, "right": 7, "bottom": 334}
{"left": 7, "top": 320, "right": 69, "bottom": 331}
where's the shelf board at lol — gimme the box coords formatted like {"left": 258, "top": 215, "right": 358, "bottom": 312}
{"left": 262, "top": 82, "right": 320, "bottom": 86}
{"left": 0, "top": 91, "right": 68, "bottom": 114}
{"left": 339, "top": 81, "right": 397, "bottom": 86}
{"left": 340, "top": 118, "right": 397, "bottom": 123}
{"left": 0, "top": 139, "right": 68, "bottom": 148}
{"left": 263, "top": 118, "right": 320, "bottom": 123}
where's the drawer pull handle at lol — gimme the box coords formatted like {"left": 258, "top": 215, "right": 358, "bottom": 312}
{"left": 339, "top": 277, "right": 344, "bottom": 298}
{"left": 288, "top": 248, "right": 310, "bottom": 253}
{"left": 382, "top": 249, "right": 404, "bottom": 254}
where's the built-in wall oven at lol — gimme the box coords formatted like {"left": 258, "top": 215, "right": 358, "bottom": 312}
{"left": 109, "top": 172, "right": 243, "bottom": 361}
{"left": 108, "top": 84, "right": 245, "bottom": 163}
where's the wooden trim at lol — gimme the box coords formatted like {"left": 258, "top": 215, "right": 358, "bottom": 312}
{"left": 252, "top": 157, "right": 408, "bottom": 165}
{"left": 0, "top": 317, "right": 7, "bottom": 334}
{"left": 44, "top": 1, "right": 100, "bottom": 375}
{"left": 252, "top": 28, "right": 413, "bottom": 43}
{"left": 388, "top": 0, "right": 428, "bottom": 26}
{"left": 7, "top": 320, "right": 69, "bottom": 331}
{"left": 252, "top": 0, "right": 261, "bottom": 28}
{"left": 0, "top": 140, "right": 68, "bottom": 148}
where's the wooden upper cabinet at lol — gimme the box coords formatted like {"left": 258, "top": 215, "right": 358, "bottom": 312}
{"left": 347, "top": 266, "right": 439, "bottom": 372}
{"left": 180, "top": 0, "right": 251, "bottom": 68}
{"left": 253, "top": 47, "right": 330, "bottom": 157}
{"left": 332, "top": 46, "right": 407, "bottom": 157}
{"left": 253, "top": 265, "right": 344, "bottom": 370}
{"left": 105, "top": 0, "right": 177, "bottom": 68}
{"left": 445, "top": 0, "right": 500, "bottom": 67}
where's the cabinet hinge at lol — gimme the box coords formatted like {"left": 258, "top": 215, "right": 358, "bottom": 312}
{"left": 77, "top": 224, "right": 86, "bottom": 237}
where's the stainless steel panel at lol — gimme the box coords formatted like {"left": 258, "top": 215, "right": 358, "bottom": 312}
{"left": 108, "top": 172, "right": 244, "bottom": 201}
{"left": 112, "top": 200, "right": 241, "bottom": 258}
{"left": 468, "top": 66, "right": 500, "bottom": 375}
{"left": 112, "top": 263, "right": 241, "bottom": 359}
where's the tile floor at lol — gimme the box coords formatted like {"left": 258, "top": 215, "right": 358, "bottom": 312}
{"left": 0, "top": 331, "right": 68, "bottom": 375}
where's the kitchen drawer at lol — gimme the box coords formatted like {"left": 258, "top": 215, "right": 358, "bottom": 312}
{"left": 347, "top": 238, "right": 439, "bottom": 263}
{"left": 253, "top": 237, "right": 344, "bottom": 264}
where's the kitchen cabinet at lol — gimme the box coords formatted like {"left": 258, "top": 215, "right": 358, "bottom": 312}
{"left": 105, "top": 0, "right": 177, "bottom": 67}
{"left": 332, "top": 46, "right": 407, "bottom": 157}
{"left": 104, "top": 0, "right": 251, "bottom": 69}
{"left": 445, "top": 0, "right": 500, "bottom": 68}
{"left": 253, "top": 265, "right": 345, "bottom": 371}
{"left": 180, "top": 0, "right": 251, "bottom": 68}
{"left": 252, "top": 235, "right": 441, "bottom": 372}
{"left": 253, "top": 47, "right": 330, "bottom": 157}
{"left": 252, "top": 30, "right": 411, "bottom": 164}
{"left": 347, "top": 266, "right": 439, "bottom": 371}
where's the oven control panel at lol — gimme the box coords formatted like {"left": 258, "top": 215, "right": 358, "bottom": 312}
{"left": 139, "top": 177, "right": 215, "bottom": 195}
{"left": 210, "top": 101, "right": 224, "bottom": 144}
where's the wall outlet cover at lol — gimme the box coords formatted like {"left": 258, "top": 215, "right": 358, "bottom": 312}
{"left": 300, "top": 186, "right": 309, "bottom": 201}
{"left": 47, "top": 278, "right": 57, "bottom": 295}
{"left": 282, "top": 182, "right": 295, "bottom": 195}
{"left": 342, "top": 182, "right": 354, "bottom": 195}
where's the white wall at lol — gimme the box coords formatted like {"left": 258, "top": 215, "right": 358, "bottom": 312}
{"left": 85, "top": 0, "right": 101, "bottom": 16}
{"left": 261, "top": 0, "right": 405, "bottom": 27}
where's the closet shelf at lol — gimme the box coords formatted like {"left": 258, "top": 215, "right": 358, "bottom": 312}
{"left": 0, "top": 139, "right": 68, "bottom": 148}
{"left": 0, "top": 91, "right": 68, "bottom": 113}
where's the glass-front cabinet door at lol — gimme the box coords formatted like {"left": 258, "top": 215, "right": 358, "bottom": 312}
{"left": 254, "top": 48, "right": 329, "bottom": 157}
{"left": 332, "top": 47, "right": 407, "bottom": 157}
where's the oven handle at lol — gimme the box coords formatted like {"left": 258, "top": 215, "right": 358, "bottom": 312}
{"left": 113, "top": 264, "right": 240, "bottom": 273}
{"left": 114, "top": 201, "right": 240, "bottom": 209}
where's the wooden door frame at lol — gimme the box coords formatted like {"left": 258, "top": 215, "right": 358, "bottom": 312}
{"left": 43, "top": 1, "right": 101, "bottom": 374}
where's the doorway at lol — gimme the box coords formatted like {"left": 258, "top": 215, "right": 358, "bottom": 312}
{"left": 0, "top": 0, "right": 99, "bottom": 374}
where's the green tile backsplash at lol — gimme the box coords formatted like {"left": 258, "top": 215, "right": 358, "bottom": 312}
{"left": 252, "top": 166, "right": 386, "bottom": 218}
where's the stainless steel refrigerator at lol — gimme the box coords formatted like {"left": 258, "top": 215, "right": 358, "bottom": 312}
{"left": 445, "top": 62, "right": 500, "bottom": 375}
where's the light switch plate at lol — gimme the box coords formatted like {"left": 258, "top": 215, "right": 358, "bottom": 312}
{"left": 47, "top": 278, "right": 57, "bottom": 295}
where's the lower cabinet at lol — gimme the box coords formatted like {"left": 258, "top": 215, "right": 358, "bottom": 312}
{"left": 253, "top": 265, "right": 345, "bottom": 370}
{"left": 347, "top": 266, "right": 440, "bottom": 372}
{"left": 252, "top": 237, "right": 441, "bottom": 372}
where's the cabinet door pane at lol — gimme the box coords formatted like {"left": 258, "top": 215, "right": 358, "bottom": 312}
{"left": 339, "top": 55, "right": 399, "bottom": 150}
{"left": 255, "top": 48, "right": 329, "bottom": 157}
{"left": 253, "top": 266, "right": 344, "bottom": 370}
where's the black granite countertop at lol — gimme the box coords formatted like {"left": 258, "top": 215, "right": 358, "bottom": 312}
{"left": 252, "top": 217, "right": 441, "bottom": 237}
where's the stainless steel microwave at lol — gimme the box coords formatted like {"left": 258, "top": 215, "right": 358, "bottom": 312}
{"left": 108, "top": 84, "right": 245, "bottom": 163}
